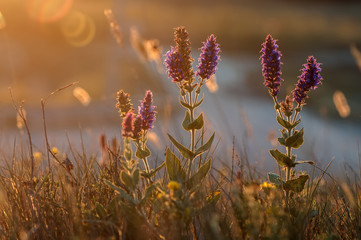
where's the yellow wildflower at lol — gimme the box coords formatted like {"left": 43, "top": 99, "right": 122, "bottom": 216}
{"left": 167, "top": 181, "right": 180, "bottom": 191}
{"left": 33, "top": 151, "right": 42, "bottom": 167}
{"left": 156, "top": 192, "right": 165, "bottom": 199}
{"left": 260, "top": 181, "right": 275, "bottom": 189}
{"left": 51, "top": 147, "right": 59, "bottom": 155}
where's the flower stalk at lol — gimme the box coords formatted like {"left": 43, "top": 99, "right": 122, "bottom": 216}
{"left": 260, "top": 35, "right": 323, "bottom": 201}
{"left": 164, "top": 26, "right": 219, "bottom": 183}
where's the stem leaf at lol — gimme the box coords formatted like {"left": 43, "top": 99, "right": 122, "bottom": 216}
{"left": 95, "top": 202, "right": 107, "bottom": 219}
{"left": 168, "top": 134, "right": 195, "bottom": 159}
{"left": 193, "top": 96, "right": 204, "bottom": 109}
{"left": 195, "top": 132, "right": 215, "bottom": 157}
{"left": 277, "top": 116, "right": 292, "bottom": 129}
{"left": 104, "top": 179, "right": 138, "bottom": 205}
{"left": 186, "top": 158, "right": 211, "bottom": 190}
{"left": 268, "top": 172, "right": 284, "bottom": 186}
{"left": 182, "top": 112, "right": 204, "bottom": 131}
{"left": 165, "top": 148, "right": 186, "bottom": 182}
{"left": 180, "top": 99, "right": 191, "bottom": 109}
{"left": 285, "top": 128, "right": 304, "bottom": 149}
{"left": 124, "top": 137, "right": 132, "bottom": 160}
{"left": 135, "top": 146, "right": 151, "bottom": 159}
{"left": 269, "top": 149, "right": 295, "bottom": 167}
{"left": 121, "top": 171, "right": 135, "bottom": 190}
{"left": 182, "top": 111, "right": 192, "bottom": 131}
{"left": 141, "top": 162, "right": 165, "bottom": 179}
{"left": 295, "top": 160, "right": 314, "bottom": 166}
{"left": 277, "top": 116, "right": 301, "bottom": 130}
{"left": 278, "top": 137, "right": 286, "bottom": 146}
{"left": 140, "top": 184, "right": 157, "bottom": 205}
{"left": 283, "top": 174, "right": 309, "bottom": 193}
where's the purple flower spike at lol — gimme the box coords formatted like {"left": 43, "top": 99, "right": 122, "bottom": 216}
{"left": 196, "top": 34, "right": 221, "bottom": 80}
{"left": 164, "top": 47, "right": 187, "bottom": 82}
{"left": 293, "top": 56, "right": 323, "bottom": 104}
{"left": 132, "top": 114, "right": 143, "bottom": 139}
{"left": 122, "top": 111, "right": 134, "bottom": 138}
{"left": 260, "top": 34, "right": 283, "bottom": 97}
{"left": 139, "top": 90, "right": 156, "bottom": 130}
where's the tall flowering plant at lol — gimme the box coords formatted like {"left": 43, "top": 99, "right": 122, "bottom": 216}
{"left": 164, "top": 26, "right": 220, "bottom": 188}
{"left": 260, "top": 35, "right": 322, "bottom": 197}
{"left": 115, "top": 90, "right": 160, "bottom": 186}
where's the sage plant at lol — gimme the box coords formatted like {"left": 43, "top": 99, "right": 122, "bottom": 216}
{"left": 116, "top": 90, "right": 158, "bottom": 181}
{"left": 260, "top": 35, "right": 322, "bottom": 195}
{"left": 164, "top": 26, "right": 220, "bottom": 187}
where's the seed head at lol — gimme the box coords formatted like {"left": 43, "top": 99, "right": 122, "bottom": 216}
{"left": 174, "top": 26, "right": 194, "bottom": 82}
{"left": 116, "top": 90, "right": 133, "bottom": 118}
{"left": 280, "top": 94, "right": 294, "bottom": 117}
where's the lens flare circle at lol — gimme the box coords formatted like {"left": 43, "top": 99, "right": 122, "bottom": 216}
{"left": 60, "top": 11, "right": 96, "bottom": 47}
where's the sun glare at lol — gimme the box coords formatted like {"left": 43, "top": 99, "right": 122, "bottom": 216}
{"left": 27, "top": 0, "right": 73, "bottom": 23}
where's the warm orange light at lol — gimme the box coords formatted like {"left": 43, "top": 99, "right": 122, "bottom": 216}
{"left": 205, "top": 75, "right": 218, "bottom": 93}
{"left": 73, "top": 87, "right": 91, "bottom": 106}
{"left": 60, "top": 11, "right": 96, "bottom": 47}
{"left": 0, "top": 11, "right": 6, "bottom": 30}
{"left": 333, "top": 90, "right": 351, "bottom": 118}
{"left": 27, "top": 0, "right": 73, "bottom": 23}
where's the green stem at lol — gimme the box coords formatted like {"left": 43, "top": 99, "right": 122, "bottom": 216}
{"left": 142, "top": 134, "right": 151, "bottom": 174}
{"left": 272, "top": 96, "right": 284, "bottom": 118}
{"left": 285, "top": 115, "right": 293, "bottom": 208}
{"left": 187, "top": 82, "right": 196, "bottom": 180}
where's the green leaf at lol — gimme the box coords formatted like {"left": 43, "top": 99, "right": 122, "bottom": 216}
{"left": 141, "top": 162, "right": 165, "bottom": 179}
{"left": 180, "top": 99, "right": 191, "bottom": 109}
{"left": 186, "top": 159, "right": 211, "bottom": 189}
{"left": 121, "top": 171, "right": 135, "bottom": 190}
{"left": 135, "top": 146, "right": 151, "bottom": 159}
{"left": 182, "top": 112, "right": 204, "bottom": 131}
{"left": 292, "top": 118, "right": 301, "bottom": 129}
{"left": 195, "top": 133, "right": 215, "bottom": 156}
{"left": 283, "top": 175, "right": 309, "bottom": 193}
{"left": 104, "top": 179, "right": 138, "bottom": 205}
{"left": 277, "top": 116, "right": 292, "bottom": 129}
{"left": 132, "top": 168, "right": 140, "bottom": 186}
{"left": 278, "top": 137, "right": 286, "bottom": 146}
{"left": 140, "top": 184, "right": 156, "bottom": 205}
{"left": 124, "top": 137, "right": 132, "bottom": 160}
{"left": 285, "top": 128, "right": 304, "bottom": 149}
{"left": 182, "top": 111, "right": 192, "bottom": 131}
{"left": 168, "top": 134, "right": 195, "bottom": 159}
{"left": 193, "top": 97, "right": 204, "bottom": 109}
{"left": 280, "top": 129, "right": 288, "bottom": 139}
{"left": 295, "top": 161, "right": 314, "bottom": 166}
{"left": 189, "top": 113, "right": 204, "bottom": 130}
{"left": 95, "top": 202, "right": 107, "bottom": 219}
{"left": 269, "top": 149, "right": 295, "bottom": 167}
{"left": 268, "top": 172, "right": 284, "bottom": 186}
{"left": 165, "top": 148, "right": 185, "bottom": 182}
